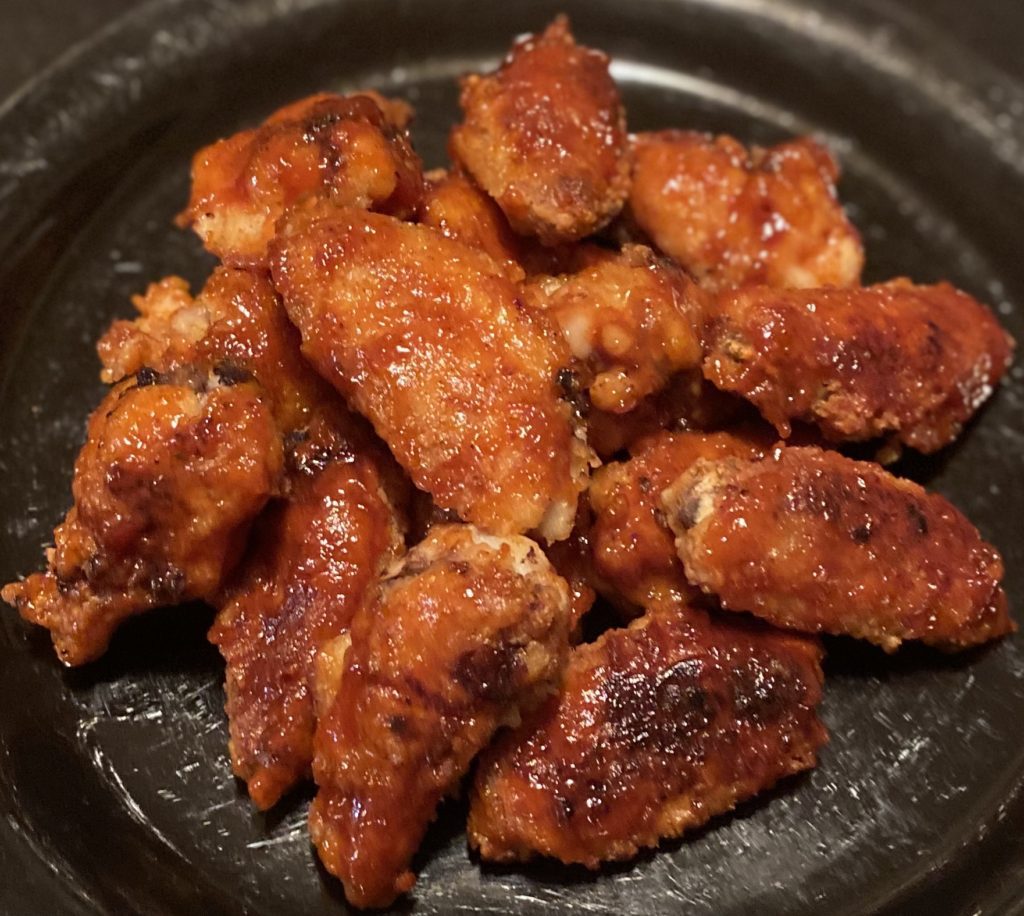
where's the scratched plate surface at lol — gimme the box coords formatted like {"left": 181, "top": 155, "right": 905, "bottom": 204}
{"left": 1, "top": 1, "right": 1023, "bottom": 914}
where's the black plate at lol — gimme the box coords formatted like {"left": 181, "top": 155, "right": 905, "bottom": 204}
{"left": 1, "top": 1, "right": 1023, "bottom": 913}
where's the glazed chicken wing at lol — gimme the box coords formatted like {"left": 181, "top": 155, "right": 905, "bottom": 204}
{"left": 2, "top": 371, "right": 283, "bottom": 664}
{"left": 590, "top": 427, "right": 771, "bottom": 609}
{"left": 526, "top": 244, "right": 706, "bottom": 413}
{"left": 629, "top": 131, "right": 863, "bottom": 292}
{"left": 308, "top": 524, "right": 572, "bottom": 908}
{"left": 270, "top": 204, "right": 590, "bottom": 541}
{"left": 450, "top": 17, "right": 630, "bottom": 244}
{"left": 208, "top": 416, "right": 404, "bottom": 810}
{"left": 468, "top": 600, "right": 826, "bottom": 867}
{"left": 97, "top": 267, "right": 337, "bottom": 436}
{"left": 663, "top": 446, "right": 1013, "bottom": 651}
{"left": 703, "top": 280, "right": 1015, "bottom": 452}
{"left": 178, "top": 92, "right": 423, "bottom": 266}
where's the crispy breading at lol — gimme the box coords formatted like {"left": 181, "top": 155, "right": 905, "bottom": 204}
{"left": 663, "top": 446, "right": 1013, "bottom": 651}
{"left": 309, "top": 524, "right": 572, "bottom": 908}
{"left": 179, "top": 92, "right": 423, "bottom": 266}
{"left": 526, "top": 244, "right": 706, "bottom": 413}
{"left": 2, "top": 372, "right": 283, "bottom": 664}
{"left": 209, "top": 417, "right": 404, "bottom": 810}
{"left": 703, "top": 280, "right": 1015, "bottom": 452}
{"left": 468, "top": 601, "right": 826, "bottom": 867}
{"left": 450, "top": 17, "right": 630, "bottom": 244}
{"left": 270, "top": 204, "right": 590, "bottom": 541}
{"left": 629, "top": 131, "right": 863, "bottom": 292}
{"left": 590, "top": 427, "right": 772, "bottom": 609}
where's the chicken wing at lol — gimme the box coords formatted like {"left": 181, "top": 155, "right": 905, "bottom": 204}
{"left": 526, "top": 244, "right": 706, "bottom": 413}
{"left": 270, "top": 204, "right": 590, "bottom": 541}
{"left": 450, "top": 16, "right": 630, "bottom": 244}
{"left": 590, "top": 427, "right": 771, "bottom": 609}
{"left": 468, "top": 600, "right": 826, "bottom": 867}
{"left": 2, "top": 371, "right": 283, "bottom": 664}
{"left": 178, "top": 92, "right": 423, "bottom": 266}
{"left": 663, "top": 446, "right": 1013, "bottom": 651}
{"left": 308, "top": 524, "right": 572, "bottom": 908}
{"left": 629, "top": 131, "right": 863, "bottom": 292}
{"left": 97, "top": 266, "right": 336, "bottom": 435}
{"left": 703, "top": 279, "right": 1015, "bottom": 452}
{"left": 208, "top": 415, "right": 404, "bottom": 810}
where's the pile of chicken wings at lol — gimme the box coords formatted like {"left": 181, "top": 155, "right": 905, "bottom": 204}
{"left": 3, "top": 17, "right": 1015, "bottom": 909}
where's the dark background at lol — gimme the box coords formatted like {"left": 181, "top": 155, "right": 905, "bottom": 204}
{"left": 1, "top": 0, "right": 1023, "bottom": 99}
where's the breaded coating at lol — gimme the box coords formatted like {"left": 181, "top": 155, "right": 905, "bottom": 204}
{"left": 418, "top": 170, "right": 525, "bottom": 273}
{"left": 450, "top": 17, "right": 630, "bottom": 244}
{"left": 97, "top": 267, "right": 336, "bottom": 435}
{"left": 590, "top": 427, "right": 771, "bottom": 609}
{"left": 527, "top": 244, "right": 706, "bottom": 413}
{"left": 542, "top": 500, "right": 597, "bottom": 635}
{"left": 308, "top": 524, "right": 572, "bottom": 908}
{"left": 468, "top": 601, "right": 826, "bottom": 867}
{"left": 179, "top": 92, "right": 423, "bottom": 266}
{"left": 703, "top": 280, "right": 1015, "bottom": 452}
{"left": 629, "top": 131, "right": 863, "bottom": 292}
{"left": 209, "top": 417, "right": 404, "bottom": 810}
{"left": 270, "top": 204, "right": 590, "bottom": 541}
{"left": 663, "top": 446, "right": 1013, "bottom": 652}
{"left": 587, "top": 370, "right": 745, "bottom": 459}
{"left": 2, "top": 372, "right": 283, "bottom": 665}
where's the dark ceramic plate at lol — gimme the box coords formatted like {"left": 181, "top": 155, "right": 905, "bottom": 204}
{"left": 1, "top": 1, "right": 1023, "bottom": 913}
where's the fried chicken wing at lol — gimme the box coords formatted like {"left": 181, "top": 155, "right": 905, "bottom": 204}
{"left": 178, "top": 92, "right": 423, "bottom": 266}
{"left": 2, "top": 371, "right": 283, "bottom": 664}
{"left": 97, "top": 267, "right": 336, "bottom": 435}
{"left": 703, "top": 280, "right": 1015, "bottom": 452}
{"left": 663, "top": 446, "right": 1013, "bottom": 651}
{"left": 450, "top": 17, "right": 630, "bottom": 245}
{"left": 590, "top": 427, "right": 771, "bottom": 609}
{"left": 586, "top": 370, "right": 746, "bottom": 458}
{"left": 209, "top": 418, "right": 404, "bottom": 810}
{"left": 468, "top": 601, "right": 826, "bottom": 867}
{"left": 418, "top": 169, "right": 525, "bottom": 273}
{"left": 308, "top": 524, "right": 572, "bottom": 908}
{"left": 629, "top": 131, "right": 863, "bottom": 292}
{"left": 270, "top": 204, "right": 590, "bottom": 541}
{"left": 526, "top": 244, "right": 706, "bottom": 413}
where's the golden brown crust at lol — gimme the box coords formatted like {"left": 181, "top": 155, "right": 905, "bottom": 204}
{"left": 590, "top": 427, "right": 772, "bottom": 609}
{"left": 468, "top": 601, "right": 826, "bottom": 867}
{"left": 629, "top": 131, "right": 863, "bottom": 292}
{"left": 703, "top": 280, "right": 1016, "bottom": 452}
{"left": 270, "top": 204, "right": 590, "bottom": 541}
{"left": 308, "top": 524, "right": 572, "bottom": 908}
{"left": 209, "top": 418, "right": 404, "bottom": 810}
{"left": 179, "top": 92, "right": 423, "bottom": 266}
{"left": 97, "top": 267, "right": 337, "bottom": 436}
{"left": 450, "top": 17, "right": 631, "bottom": 244}
{"left": 663, "top": 446, "right": 1013, "bottom": 651}
{"left": 526, "top": 244, "right": 706, "bottom": 413}
{"left": 2, "top": 373, "right": 283, "bottom": 665}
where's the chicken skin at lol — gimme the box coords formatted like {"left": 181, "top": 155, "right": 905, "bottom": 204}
{"left": 703, "top": 280, "right": 1015, "bottom": 452}
{"left": 270, "top": 204, "right": 590, "bottom": 541}
{"left": 629, "top": 132, "right": 863, "bottom": 292}
{"left": 590, "top": 427, "right": 772, "bottom": 609}
{"left": 468, "top": 600, "right": 826, "bottom": 867}
{"left": 209, "top": 417, "right": 404, "bottom": 810}
{"left": 2, "top": 371, "right": 283, "bottom": 664}
{"left": 663, "top": 446, "right": 1013, "bottom": 652}
{"left": 97, "top": 267, "right": 337, "bottom": 436}
{"left": 418, "top": 169, "right": 526, "bottom": 274}
{"left": 308, "top": 524, "right": 572, "bottom": 908}
{"left": 450, "top": 17, "right": 630, "bottom": 244}
{"left": 178, "top": 92, "right": 423, "bottom": 266}
{"left": 527, "top": 244, "right": 706, "bottom": 413}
